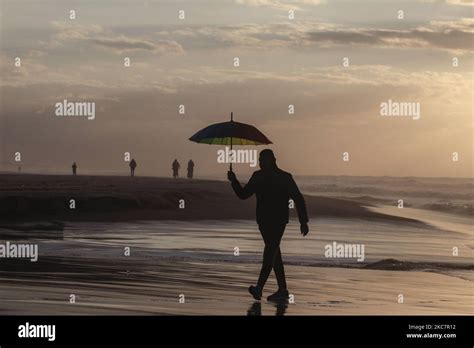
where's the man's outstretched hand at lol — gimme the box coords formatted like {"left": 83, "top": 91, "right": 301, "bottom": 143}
{"left": 227, "top": 170, "right": 237, "bottom": 182}
{"left": 300, "top": 223, "right": 309, "bottom": 236}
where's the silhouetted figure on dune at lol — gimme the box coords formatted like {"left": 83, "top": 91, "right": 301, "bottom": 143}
{"left": 187, "top": 159, "right": 194, "bottom": 179}
{"left": 228, "top": 149, "right": 309, "bottom": 302}
{"left": 172, "top": 159, "right": 180, "bottom": 178}
{"left": 72, "top": 162, "right": 77, "bottom": 176}
{"left": 129, "top": 159, "right": 137, "bottom": 177}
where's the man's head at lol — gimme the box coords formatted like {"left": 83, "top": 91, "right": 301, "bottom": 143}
{"left": 259, "top": 149, "right": 276, "bottom": 170}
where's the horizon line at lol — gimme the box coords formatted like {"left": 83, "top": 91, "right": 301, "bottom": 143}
{"left": 0, "top": 171, "right": 472, "bottom": 181}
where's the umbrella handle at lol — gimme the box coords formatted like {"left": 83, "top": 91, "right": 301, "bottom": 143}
{"left": 230, "top": 130, "right": 233, "bottom": 172}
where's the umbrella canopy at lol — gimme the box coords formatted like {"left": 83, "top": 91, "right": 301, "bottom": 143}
{"left": 189, "top": 113, "right": 272, "bottom": 146}
{"left": 189, "top": 112, "right": 272, "bottom": 171}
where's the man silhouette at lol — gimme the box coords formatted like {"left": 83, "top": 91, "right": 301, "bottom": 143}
{"left": 172, "top": 159, "right": 180, "bottom": 178}
{"left": 187, "top": 159, "right": 194, "bottom": 179}
{"left": 129, "top": 159, "right": 137, "bottom": 177}
{"left": 72, "top": 162, "right": 77, "bottom": 176}
{"left": 228, "top": 149, "right": 309, "bottom": 302}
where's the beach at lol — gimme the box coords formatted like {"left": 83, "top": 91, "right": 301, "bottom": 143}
{"left": 0, "top": 174, "right": 472, "bottom": 315}
{"left": 0, "top": 174, "right": 421, "bottom": 223}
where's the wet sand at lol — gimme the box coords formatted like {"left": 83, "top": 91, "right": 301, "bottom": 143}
{"left": 0, "top": 253, "right": 471, "bottom": 315}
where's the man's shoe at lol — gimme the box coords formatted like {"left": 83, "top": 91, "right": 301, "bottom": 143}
{"left": 267, "top": 289, "right": 289, "bottom": 302}
{"left": 248, "top": 285, "right": 262, "bottom": 300}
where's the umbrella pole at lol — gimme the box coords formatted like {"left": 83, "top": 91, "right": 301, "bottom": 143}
{"left": 230, "top": 112, "right": 233, "bottom": 172}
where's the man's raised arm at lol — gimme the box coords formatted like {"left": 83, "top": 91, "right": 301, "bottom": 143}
{"left": 228, "top": 171, "right": 256, "bottom": 200}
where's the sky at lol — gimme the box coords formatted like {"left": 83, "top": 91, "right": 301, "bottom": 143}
{"left": 0, "top": 0, "right": 472, "bottom": 178}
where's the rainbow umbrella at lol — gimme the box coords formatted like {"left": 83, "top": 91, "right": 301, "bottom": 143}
{"left": 189, "top": 112, "right": 272, "bottom": 170}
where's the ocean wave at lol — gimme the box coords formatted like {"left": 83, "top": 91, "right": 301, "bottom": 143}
{"left": 362, "top": 258, "right": 474, "bottom": 271}
{"left": 422, "top": 203, "right": 473, "bottom": 216}
{"left": 141, "top": 251, "right": 473, "bottom": 273}
{"left": 300, "top": 184, "right": 473, "bottom": 201}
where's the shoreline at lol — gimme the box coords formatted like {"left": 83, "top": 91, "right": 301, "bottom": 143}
{"left": 0, "top": 174, "right": 424, "bottom": 225}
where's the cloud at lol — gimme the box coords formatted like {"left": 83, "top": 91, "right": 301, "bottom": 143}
{"left": 50, "top": 21, "right": 184, "bottom": 54}
{"left": 50, "top": 21, "right": 105, "bottom": 46}
{"left": 169, "top": 65, "right": 471, "bottom": 106}
{"left": 305, "top": 19, "right": 474, "bottom": 52}
{"left": 306, "top": 27, "right": 473, "bottom": 52}
{"left": 428, "top": 18, "right": 474, "bottom": 31}
{"left": 91, "top": 37, "right": 156, "bottom": 51}
{"left": 235, "top": 0, "right": 325, "bottom": 11}
{"left": 156, "top": 18, "right": 473, "bottom": 52}
{"left": 420, "top": 0, "right": 474, "bottom": 6}
{"left": 155, "top": 22, "right": 332, "bottom": 50}
{"left": 447, "top": 0, "right": 474, "bottom": 5}
{"left": 91, "top": 37, "right": 184, "bottom": 54}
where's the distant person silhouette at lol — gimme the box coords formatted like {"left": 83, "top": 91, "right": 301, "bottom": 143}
{"left": 72, "top": 162, "right": 77, "bottom": 176}
{"left": 228, "top": 149, "right": 309, "bottom": 302}
{"left": 172, "top": 159, "right": 180, "bottom": 178}
{"left": 187, "top": 159, "right": 194, "bottom": 179}
{"left": 130, "top": 159, "right": 137, "bottom": 177}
